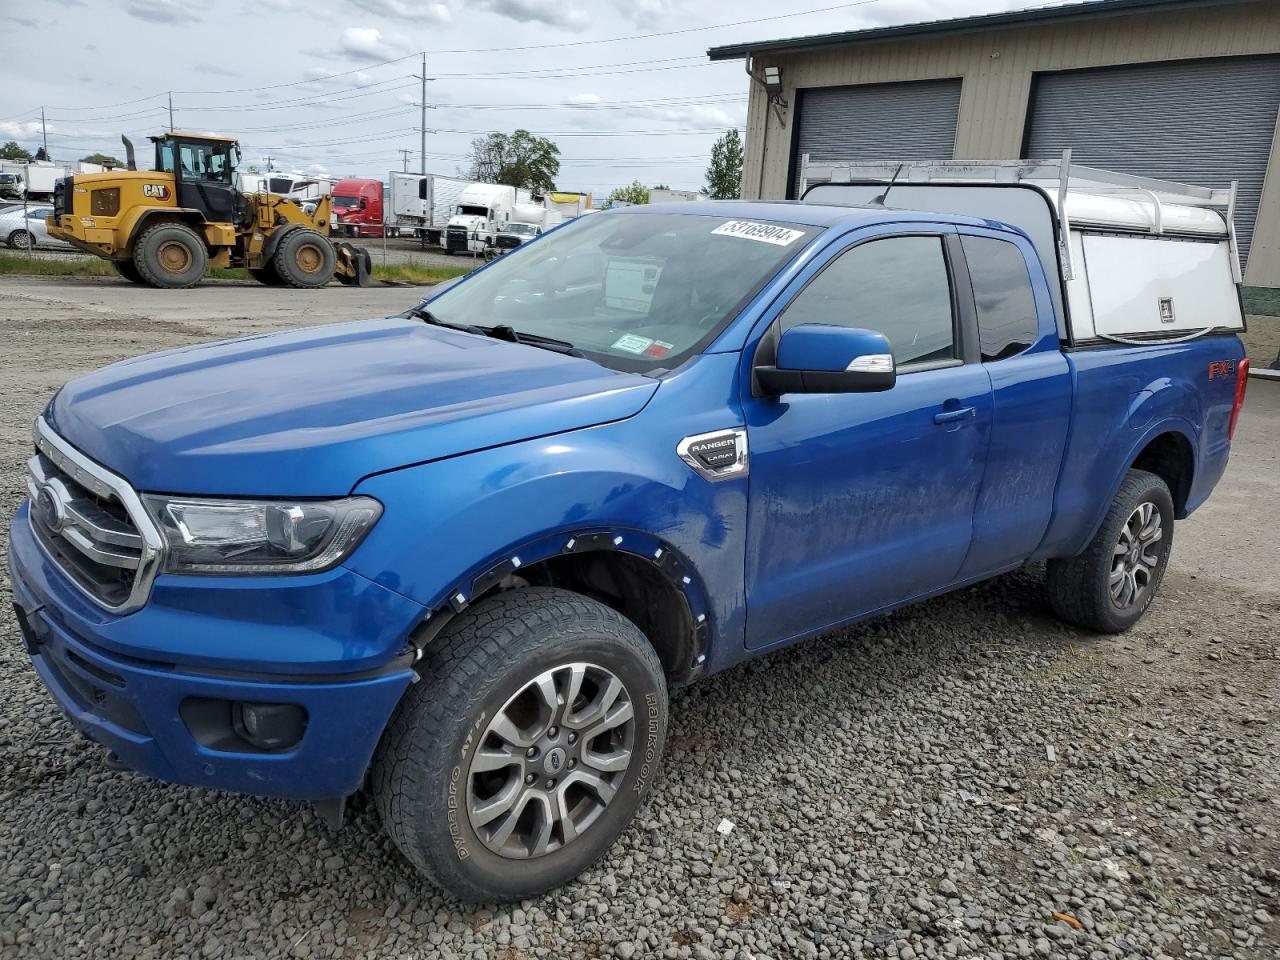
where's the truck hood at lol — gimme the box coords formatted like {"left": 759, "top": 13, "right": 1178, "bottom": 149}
{"left": 47, "top": 317, "right": 658, "bottom": 496}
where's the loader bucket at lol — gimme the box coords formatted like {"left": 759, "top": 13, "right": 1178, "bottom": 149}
{"left": 334, "top": 242, "right": 373, "bottom": 286}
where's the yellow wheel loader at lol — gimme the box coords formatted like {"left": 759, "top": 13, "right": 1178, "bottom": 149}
{"left": 47, "top": 133, "right": 371, "bottom": 289}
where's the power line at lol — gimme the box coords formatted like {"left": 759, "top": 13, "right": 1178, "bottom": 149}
{"left": 423, "top": 0, "right": 896, "bottom": 54}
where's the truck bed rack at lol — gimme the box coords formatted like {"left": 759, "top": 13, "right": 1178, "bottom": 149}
{"left": 799, "top": 151, "right": 1242, "bottom": 284}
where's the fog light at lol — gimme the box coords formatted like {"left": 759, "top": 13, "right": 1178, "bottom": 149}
{"left": 232, "top": 701, "right": 307, "bottom": 751}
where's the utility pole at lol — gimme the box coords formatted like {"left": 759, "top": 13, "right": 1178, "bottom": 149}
{"left": 40, "top": 107, "right": 47, "bottom": 156}
{"left": 168, "top": 92, "right": 174, "bottom": 132}
{"left": 413, "top": 52, "right": 427, "bottom": 175}
{"left": 263, "top": 155, "right": 275, "bottom": 173}
{"left": 397, "top": 149, "right": 412, "bottom": 172}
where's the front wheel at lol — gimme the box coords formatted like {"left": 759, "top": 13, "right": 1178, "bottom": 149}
{"left": 8, "top": 229, "right": 33, "bottom": 250}
{"left": 1047, "top": 468, "right": 1174, "bottom": 633}
{"left": 113, "top": 260, "right": 146, "bottom": 284}
{"left": 373, "top": 587, "right": 668, "bottom": 902}
{"left": 272, "top": 228, "right": 335, "bottom": 288}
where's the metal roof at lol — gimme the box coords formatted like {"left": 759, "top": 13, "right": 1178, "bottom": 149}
{"left": 707, "top": 0, "right": 1255, "bottom": 61}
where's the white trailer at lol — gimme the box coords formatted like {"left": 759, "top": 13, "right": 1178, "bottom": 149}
{"left": 389, "top": 172, "right": 483, "bottom": 247}
{"left": 798, "top": 152, "right": 1246, "bottom": 344}
{"left": 0, "top": 161, "right": 68, "bottom": 200}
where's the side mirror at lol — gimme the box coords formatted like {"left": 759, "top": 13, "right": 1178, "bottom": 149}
{"left": 359, "top": 197, "right": 368, "bottom": 210}
{"left": 756, "top": 323, "right": 896, "bottom": 395}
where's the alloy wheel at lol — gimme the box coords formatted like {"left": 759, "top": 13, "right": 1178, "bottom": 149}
{"left": 1110, "top": 501, "right": 1162, "bottom": 609}
{"left": 466, "top": 662, "right": 635, "bottom": 860}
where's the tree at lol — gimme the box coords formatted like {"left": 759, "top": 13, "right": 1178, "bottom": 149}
{"left": 465, "top": 129, "right": 560, "bottom": 194}
{"left": 0, "top": 141, "right": 33, "bottom": 161}
{"left": 81, "top": 152, "right": 123, "bottom": 168}
{"left": 704, "top": 128, "right": 743, "bottom": 200}
{"left": 606, "top": 181, "right": 650, "bottom": 207}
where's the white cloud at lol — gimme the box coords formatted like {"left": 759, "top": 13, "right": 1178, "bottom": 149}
{"left": 476, "top": 0, "right": 588, "bottom": 31}
{"left": 569, "top": 93, "right": 602, "bottom": 106}
{"left": 349, "top": 0, "right": 452, "bottom": 22}
{"left": 615, "top": 0, "right": 680, "bottom": 27}
{"left": 125, "top": 0, "right": 201, "bottom": 24}
{"left": 337, "top": 27, "right": 406, "bottom": 61}
{"left": 0, "top": 120, "right": 48, "bottom": 140}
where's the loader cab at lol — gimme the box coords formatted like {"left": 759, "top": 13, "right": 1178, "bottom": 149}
{"left": 151, "top": 133, "right": 245, "bottom": 225}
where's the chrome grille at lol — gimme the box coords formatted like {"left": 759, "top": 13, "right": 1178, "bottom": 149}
{"left": 26, "top": 418, "right": 164, "bottom": 614}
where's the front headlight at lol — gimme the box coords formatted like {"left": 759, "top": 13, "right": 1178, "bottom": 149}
{"left": 142, "top": 495, "right": 382, "bottom": 575}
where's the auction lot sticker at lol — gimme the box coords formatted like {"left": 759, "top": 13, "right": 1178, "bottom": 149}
{"left": 711, "top": 220, "right": 806, "bottom": 246}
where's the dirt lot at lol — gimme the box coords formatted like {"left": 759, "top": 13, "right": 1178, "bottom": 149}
{"left": 1, "top": 277, "right": 1277, "bottom": 960}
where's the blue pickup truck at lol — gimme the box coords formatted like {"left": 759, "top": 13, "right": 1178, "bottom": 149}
{"left": 9, "top": 171, "right": 1250, "bottom": 901}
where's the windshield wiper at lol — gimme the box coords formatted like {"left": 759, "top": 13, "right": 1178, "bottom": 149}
{"left": 483, "top": 324, "right": 586, "bottom": 358}
{"left": 409, "top": 305, "right": 487, "bottom": 337}
{"left": 411, "top": 307, "right": 586, "bottom": 359}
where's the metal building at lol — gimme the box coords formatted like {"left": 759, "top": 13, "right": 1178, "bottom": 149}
{"left": 708, "top": 0, "right": 1280, "bottom": 288}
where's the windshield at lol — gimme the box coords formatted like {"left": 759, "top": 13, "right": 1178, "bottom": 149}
{"left": 503, "top": 223, "right": 537, "bottom": 235}
{"left": 457, "top": 204, "right": 488, "bottom": 217}
{"left": 332, "top": 195, "right": 359, "bottom": 208}
{"left": 425, "top": 211, "right": 818, "bottom": 373}
{"left": 269, "top": 177, "right": 293, "bottom": 193}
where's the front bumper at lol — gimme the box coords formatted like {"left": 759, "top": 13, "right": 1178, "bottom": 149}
{"left": 9, "top": 503, "right": 422, "bottom": 800}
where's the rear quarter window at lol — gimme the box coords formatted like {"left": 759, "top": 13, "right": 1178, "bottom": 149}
{"left": 961, "top": 235, "right": 1039, "bottom": 362}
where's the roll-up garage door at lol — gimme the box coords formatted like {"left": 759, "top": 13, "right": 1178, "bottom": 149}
{"left": 1025, "top": 55, "right": 1280, "bottom": 267}
{"left": 791, "top": 79, "right": 962, "bottom": 198}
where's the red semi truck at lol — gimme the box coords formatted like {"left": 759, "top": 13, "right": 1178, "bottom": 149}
{"left": 332, "top": 178, "right": 386, "bottom": 238}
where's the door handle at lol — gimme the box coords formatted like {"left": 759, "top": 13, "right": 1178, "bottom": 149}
{"left": 933, "top": 406, "right": 976, "bottom": 425}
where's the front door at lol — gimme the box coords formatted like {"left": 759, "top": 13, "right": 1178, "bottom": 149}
{"left": 742, "top": 228, "right": 992, "bottom": 649}
{"left": 160, "top": 138, "right": 240, "bottom": 223}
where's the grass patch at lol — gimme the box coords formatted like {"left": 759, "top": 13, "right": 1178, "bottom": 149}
{"left": 0, "top": 252, "right": 117, "bottom": 276}
{"left": 370, "top": 262, "right": 473, "bottom": 284}
{"left": 1242, "top": 286, "right": 1280, "bottom": 317}
{"left": 0, "top": 251, "right": 473, "bottom": 286}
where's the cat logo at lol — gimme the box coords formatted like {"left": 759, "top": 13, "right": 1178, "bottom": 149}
{"left": 143, "top": 184, "right": 171, "bottom": 200}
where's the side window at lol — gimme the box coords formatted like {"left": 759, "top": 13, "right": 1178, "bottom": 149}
{"left": 779, "top": 236, "right": 955, "bottom": 366}
{"left": 961, "top": 235, "right": 1039, "bottom": 362}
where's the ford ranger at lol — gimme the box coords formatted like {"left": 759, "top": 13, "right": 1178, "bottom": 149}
{"left": 9, "top": 163, "right": 1251, "bottom": 901}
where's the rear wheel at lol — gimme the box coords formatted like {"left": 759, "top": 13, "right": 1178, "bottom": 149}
{"left": 1047, "top": 468, "right": 1174, "bottom": 633}
{"left": 373, "top": 587, "right": 668, "bottom": 902}
{"left": 132, "top": 222, "right": 207, "bottom": 289}
{"left": 8, "top": 229, "right": 33, "bottom": 250}
{"left": 112, "top": 261, "right": 145, "bottom": 284}
{"left": 272, "top": 229, "right": 335, "bottom": 288}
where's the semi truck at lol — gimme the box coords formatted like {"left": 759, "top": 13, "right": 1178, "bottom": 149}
{"left": 443, "top": 182, "right": 536, "bottom": 254}
{"left": 331, "top": 178, "right": 387, "bottom": 238}
{"left": 11, "top": 157, "right": 1251, "bottom": 904}
{"left": 387, "top": 172, "right": 473, "bottom": 247}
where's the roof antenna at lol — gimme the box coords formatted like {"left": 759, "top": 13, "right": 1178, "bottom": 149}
{"left": 870, "top": 163, "right": 905, "bottom": 207}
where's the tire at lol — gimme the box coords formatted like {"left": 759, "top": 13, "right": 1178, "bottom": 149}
{"left": 249, "top": 264, "right": 284, "bottom": 286}
{"left": 1047, "top": 468, "right": 1175, "bottom": 633}
{"left": 132, "top": 222, "right": 207, "bottom": 289}
{"left": 9, "top": 229, "right": 33, "bottom": 250}
{"left": 272, "top": 229, "right": 335, "bottom": 288}
{"left": 112, "top": 261, "right": 145, "bottom": 284}
{"left": 373, "top": 587, "right": 668, "bottom": 902}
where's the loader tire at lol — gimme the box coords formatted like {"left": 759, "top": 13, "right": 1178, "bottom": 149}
{"left": 273, "top": 229, "right": 335, "bottom": 288}
{"left": 112, "top": 261, "right": 145, "bottom": 284}
{"left": 132, "top": 222, "right": 207, "bottom": 289}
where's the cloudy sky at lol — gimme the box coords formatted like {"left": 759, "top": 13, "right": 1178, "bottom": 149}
{"left": 2, "top": 0, "right": 1049, "bottom": 196}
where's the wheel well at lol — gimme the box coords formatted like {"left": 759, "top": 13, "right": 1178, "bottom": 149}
{"left": 1131, "top": 431, "right": 1194, "bottom": 518}
{"left": 127, "top": 212, "right": 205, "bottom": 255}
{"left": 475, "top": 551, "right": 698, "bottom": 683}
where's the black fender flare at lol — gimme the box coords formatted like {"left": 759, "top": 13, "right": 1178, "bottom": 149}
{"left": 411, "top": 527, "right": 715, "bottom": 681}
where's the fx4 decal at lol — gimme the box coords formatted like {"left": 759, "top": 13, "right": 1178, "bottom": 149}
{"left": 1208, "top": 360, "right": 1238, "bottom": 381}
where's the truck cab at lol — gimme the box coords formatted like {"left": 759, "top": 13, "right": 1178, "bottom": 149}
{"left": 445, "top": 183, "right": 516, "bottom": 254}
{"left": 332, "top": 178, "right": 384, "bottom": 237}
{"left": 9, "top": 165, "right": 1250, "bottom": 904}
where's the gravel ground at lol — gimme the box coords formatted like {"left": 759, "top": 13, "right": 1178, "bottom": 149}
{"left": 1, "top": 280, "right": 1277, "bottom": 960}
